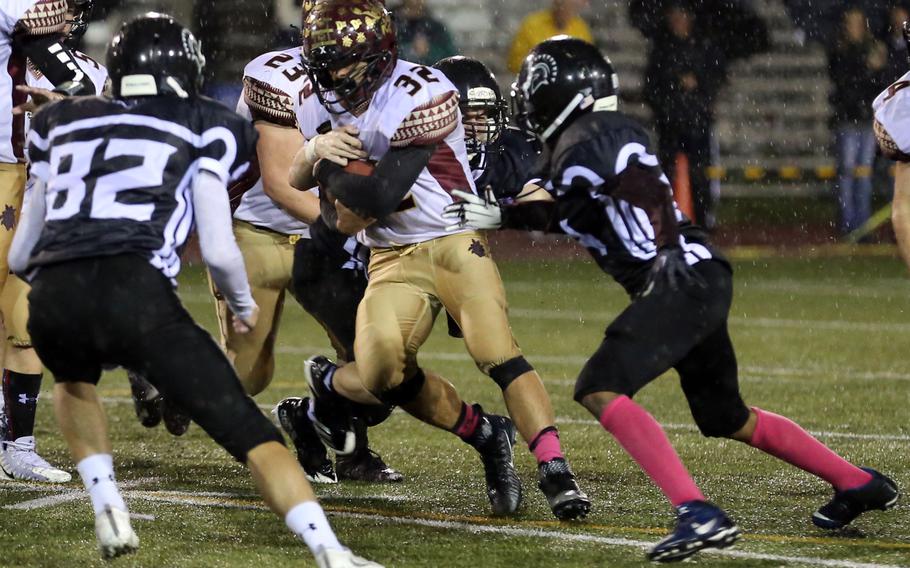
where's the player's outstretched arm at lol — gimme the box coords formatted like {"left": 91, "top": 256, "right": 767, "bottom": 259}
{"left": 193, "top": 171, "right": 258, "bottom": 332}
{"left": 893, "top": 162, "right": 910, "bottom": 271}
{"left": 8, "top": 180, "right": 47, "bottom": 275}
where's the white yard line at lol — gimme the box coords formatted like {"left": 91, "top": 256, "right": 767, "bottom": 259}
{"left": 178, "top": 292, "right": 910, "bottom": 334}
{"left": 113, "top": 490, "right": 909, "bottom": 568}
{"left": 2, "top": 477, "right": 160, "bottom": 510}
{"left": 275, "top": 344, "right": 910, "bottom": 382}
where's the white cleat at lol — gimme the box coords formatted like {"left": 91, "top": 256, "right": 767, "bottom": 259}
{"left": 314, "top": 547, "right": 384, "bottom": 568}
{"left": 0, "top": 436, "right": 72, "bottom": 483}
{"left": 95, "top": 505, "right": 139, "bottom": 560}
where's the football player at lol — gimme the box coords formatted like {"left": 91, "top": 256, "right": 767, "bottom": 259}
{"left": 433, "top": 56, "right": 545, "bottom": 225}
{"left": 448, "top": 37, "right": 900, "bottom": 562}
{"left": 8, "top": 14, "right": 381, "bottom": 568}
{"left": 289, "top": 0, "right": 590, "bottom": 520}
{"left": 0, "top": 0, "right": 97, "bottom": 483}
{"left": 218, "top": 45, "right": 400, "bottom": 483}
{"left": 874, "top": 21, "right": 910, "bottom": 270}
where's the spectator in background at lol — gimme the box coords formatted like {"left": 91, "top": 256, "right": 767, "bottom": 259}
{"left": 643, "top": 2, "right": 725, "bottom": 230}
{"left": 883, "top": 3, "right": 910, "bottom": 83}
{"left": 827, "top": 7, "right": 888, "bottom": 236}
{"left": 393, "top": 0, "right": 457, "bottom": 66}
{"left": 507, "top": 0, "right": 592, "bottom": 73}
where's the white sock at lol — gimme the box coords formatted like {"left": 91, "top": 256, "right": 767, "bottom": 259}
{"left": 76, "top": 454, "right": 127, "bottom": 515}
{"left": 285, "top": 501, "right": 342, "bottom": 554}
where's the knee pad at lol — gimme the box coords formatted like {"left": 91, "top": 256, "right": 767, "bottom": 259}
{"left": 488, "top": 356, "right": 533, "bottom": 390}
{"left": 690, "top": 401, "right": 750, "bottom": 439}
{"left": 376, "top": 367, "right": 426, "bottom": 407}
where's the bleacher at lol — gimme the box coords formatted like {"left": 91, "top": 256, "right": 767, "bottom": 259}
{"left": 440, "top": 0, "right": 836, "bottom": 196}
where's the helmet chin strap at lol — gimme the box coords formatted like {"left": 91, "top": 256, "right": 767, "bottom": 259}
{"left": 541, "top": 92, "right": 618, "bottom": 141}
{"left": 541, "top": 92, "right": 585, "bottom": 141}
{"left": 165, "top": 76, "right": 189, "bottom": 98}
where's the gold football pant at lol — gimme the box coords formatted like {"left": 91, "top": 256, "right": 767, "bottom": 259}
{"left": 0, "top": 163, "right": 28, "bottom": 346}
{"left": 355, "top": 231, "right": 522, "bottom": 394}
{"left": 213, "top": 221, "right": 299, "bottom": 395}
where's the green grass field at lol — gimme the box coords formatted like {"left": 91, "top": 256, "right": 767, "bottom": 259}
{"left": 2, "top": 252, "right": 909, "bottom": 567}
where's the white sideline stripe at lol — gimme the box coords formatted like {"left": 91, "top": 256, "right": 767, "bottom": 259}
{"left": 506, "top": 308, "right": 910, "bottom": 334}
{"left": 115, "top": 491, "right": 905, "bottom": 568}
{"left": 552, "top": 418, "right": 910, "bottom": 443}
{"left": 177, "top": 292, "right": 910, "bottom": 334}
{"left": 4, "top": 490, "right": 82, "bottom": 510}
{"left": 83, "top": 399, "right": 910, "bottom": 442}
{"left": 274, "top": 345, "right": 910, "bottom": 382}
{"left": 504, "top": 278, "right": 910, "bottom": 299}
{"left": 3, "top": 478, "right": 161, "bottom": 510}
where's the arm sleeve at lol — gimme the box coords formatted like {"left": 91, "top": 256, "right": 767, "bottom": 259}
{"left": 9, "top": 179, "right": 47, "bottom": 275}
{"left": 501, "top": 201, "right": 560, "bottom": 232}
{"left": 192, "top": 171, "right": 256, "bottom": 322}
{"left": 314, "top": 144, "right": 436, "bottom": 218}
{"left": 14, "top": 32, "right": 95, "bottom": 95}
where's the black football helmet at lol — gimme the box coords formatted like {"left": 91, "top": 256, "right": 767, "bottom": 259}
{"left": 106, "top": 13, "right": 205, "bottom": 99}
{"left": 433, "top": 56, "right": 508, "bottom": 157}
{"left": 65, "top": 0, "right": 94, "bottom": 47}
{"left": 513, "top": 37, "right": 619, "bottom": 144}
{"left": 300, "top": 0, "right": 397, "bottom": 114}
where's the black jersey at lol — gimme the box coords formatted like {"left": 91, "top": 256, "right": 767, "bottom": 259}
{"left": 544, "top": 111, "right": 727, "bottom": 296}
{"left": 26, "top": 95, "right": 257, "bottom": 279}
{"left": 472, "top": 127, "right": 540, "bottom": 204}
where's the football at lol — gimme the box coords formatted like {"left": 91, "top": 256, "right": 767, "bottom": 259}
{"left": 343, "top": 158, "right": 376, "bottom": 176}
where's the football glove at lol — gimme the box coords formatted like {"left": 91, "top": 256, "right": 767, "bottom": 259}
{"left": 442, "top": 188, "right": 502, "bottom": 231}
{"left": 642, "top": 245, "right": 706, "bottom": 296}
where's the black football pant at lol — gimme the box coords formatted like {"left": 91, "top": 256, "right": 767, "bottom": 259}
{"left": 28, "top": 254, "right": 283, "bottom": 461}
{"left": 290, "top": 233, "right": 367, "bottom": 364}
{"left": 574, "top": 260, "right": 750, "bottom": 438}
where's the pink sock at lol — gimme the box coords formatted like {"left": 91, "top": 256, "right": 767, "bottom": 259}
{"left": 600, "top": 396, "right": 705, "bottom": 507}
{"left": 529, "top": 427, "right": 564, "bottom": 464}
{"left": 453, "top": 403, "right": 480, "bottom": 440}
{"left": 749, "top": 408, "right": 872, "bottom": 491}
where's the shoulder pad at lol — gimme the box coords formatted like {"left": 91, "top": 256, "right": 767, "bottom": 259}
{"left": 15, "top": 0, "right": 66, "bottom": 36}
{"left": 242, "top": 76, "right": 297, "bottom": 128}
{"left": 390, "top": 90, "right": 459, "bottom": 148}
{"left": 875, "top": 118, "right": 910, "bottom": 162}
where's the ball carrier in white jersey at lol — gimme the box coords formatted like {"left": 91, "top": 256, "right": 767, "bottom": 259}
{"left": 874, "top": 21, "right": 910, "bottom": 271}
{"left": 211, "top": 46, "right": 401, "bottom": 484}
{"left": 8, "top": 13, "right": 381, "bottom": 568}
{"left": 0, "top": 0, "right": 99, "bottom": 483}
{"left": 289, "top": 0, "right": 590, "bottom": 520}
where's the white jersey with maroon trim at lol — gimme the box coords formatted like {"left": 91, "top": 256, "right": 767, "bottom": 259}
{"left": 296, "top": 58, "right": 476, "bottom": 248}
{"left": 0, "top": 0, "right": 38, "bottom": 164}
{"left": 873, "top": 71, "right": 910, "bottom": 160}
{"left": 233, "top": 48, "right": 312, "bottom": 236}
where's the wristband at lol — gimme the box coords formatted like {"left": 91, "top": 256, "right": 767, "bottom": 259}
{"left": 303, "top": 136, "right": 318, "bottom": 164}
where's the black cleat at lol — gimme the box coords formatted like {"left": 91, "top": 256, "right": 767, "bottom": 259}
{"left": 127, "top": 371, "right": 162, "bottom": 428}
{"left": 812, "top": 468, "right": 900, "bottom": 529}
{"left": 537, "top": 457, "right": 591, "bottom": 520}
{"left": 274, "top": 397, "right": 337, "bottom": 484}
{"left": 336, "top": 448, "right": 404, "bottom": 483}
{"left": 162, "top": 399, "right": 191, "bottom": 436}
{"left": 304, "top": 356, "right": 364, "bottom": 456}
{"left": 464, "top": 406, "right": 522, "bottom": 515}
{"left": 648, "top": 500, "right": 740, "bottom": 563}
